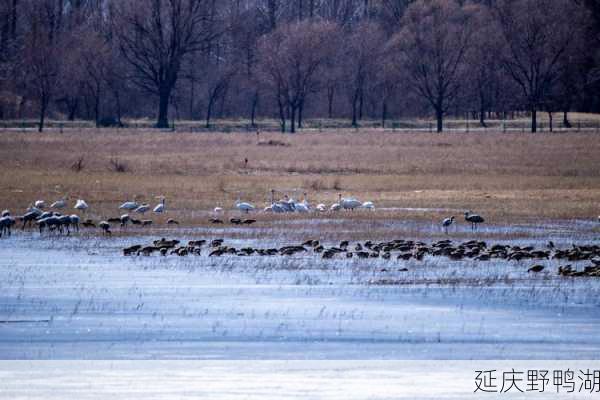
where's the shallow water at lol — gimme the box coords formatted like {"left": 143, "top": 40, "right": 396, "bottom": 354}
{"left": 0, "top": 221, "right": 599, "bottom": 360}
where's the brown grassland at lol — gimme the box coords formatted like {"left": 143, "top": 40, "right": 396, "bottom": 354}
{"left": 0, "top": 127, "right": 599, "bottom": 231}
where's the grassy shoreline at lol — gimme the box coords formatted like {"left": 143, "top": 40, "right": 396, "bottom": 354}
{"left": 1, "top": 128, "right": 599, "bottom": 231}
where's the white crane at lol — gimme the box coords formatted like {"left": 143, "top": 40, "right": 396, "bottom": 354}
{"left": 119, "top": 200, "right": 139, "bottom": 211}
{"left": 270, "top": 190, "right": 287, "bottom": 213}
{"left": 315, "top": 203, "right": 326, "bottom": 212}
{"left": 135, "top": 203, "right": 150, "bottom": 214}
{"left": 278, "top": 195, "right": 295, "bottom": 212}
{"left": 362, "top": 201, "right": 375, "bottom": 210}
{"left": 74, "top": 199, "right": 89, "bottom": 212}
{"left": 264, "top": 203, "right": 283, "bottom": 213}
{"left": 153, "top": 196, "right": 166, "bottom": 213}
{"left": 330, "top": 194, "right": 342, "bottom": 211}
{"left": 341, "top": 196, "right": 362, "bottom": 210}
{"left": 34, "top": 200, "right": 46, "bottom": 209}
{"left": 236, "top": 200, "right": 255, "bottom": 213}
{"left": 51, "top": 199, "right": 66, "bottom": 209}
{"left": 214, "top": 207, "right": 223, "bottom": 213}
{"left": 1, "top": 209, "right": 9, "bottom": 217}
{"left": 295, "top": 192, "right": 310, "bottom": 213}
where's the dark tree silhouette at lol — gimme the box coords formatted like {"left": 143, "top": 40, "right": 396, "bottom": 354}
{"left": 116, "top": 0, "right": 220, "bottom": 128}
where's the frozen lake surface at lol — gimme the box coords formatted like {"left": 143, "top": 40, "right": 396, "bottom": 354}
{"left": 1, "top": 221, "right": 599, "bottom": 359}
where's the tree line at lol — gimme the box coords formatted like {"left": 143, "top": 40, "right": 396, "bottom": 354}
{"left": 0, "top": 0, "right": 598, "bottom": 132}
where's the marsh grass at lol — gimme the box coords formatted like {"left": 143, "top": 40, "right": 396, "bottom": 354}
{"left": 1, "top": 128, "right": 599, "bottom": 231}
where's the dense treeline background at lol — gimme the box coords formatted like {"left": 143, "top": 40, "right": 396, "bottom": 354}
{"left": 0, "top": 0, "right": 599, "bottom": 132}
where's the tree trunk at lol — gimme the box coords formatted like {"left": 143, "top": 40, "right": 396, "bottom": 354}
{"left": 83, "top": 95, "right": 92, "bottom": 120}
{"left": 156, "top": 86, "right": 171, "bottom": 128}
{"left": 206, "top": 94, "right": 215, "bottom": 128}
{"left": 327, "top": 86, "right": 334, "bottom": 119}
{"left": 290, "top": 105, "right": 296, "bottom": 133}
{"left": 381, "top": 101, "right": 387, "bottom": 128}
{"left": 189, "top": 80, "right": 195, "bottom": 119}
{"left": 563, "top": 111, "right": 571, "bottom": 128}
{"left": 250, "top": 92, "right": 258, "bottom": 127}
{"left": 531, "top": 107, "right": 537, "bottom": 133}
{"left": 277, "top": 96, "right": 286, "bottom": 133}
{"left": 435, "top": 107, "right": 443, "bottom": 133}
{"left": 38, "top": 100, "right": 47, "bottom": 133}
{"left": 479, "top": 102, "right": 486, "bottom": 127}
{"left": 351, "top": 92, "right": 359, "bottom": 127}
{"left": 548, "top": 111, "right": 553, "bottom": 132}
{"left": 67, "top": 99, "right": 78, "bottom": 121}
{"left": 94, "top": 91, "right": 100, "bottom": 128}
{"left": 298, "top": 99, "right": 303, "bottom": 128}
{"left": 358, "top": 91, "right": 363, "bottom": 121}
{"left": 114, "top": 90, "right": 122, "bottom": 126}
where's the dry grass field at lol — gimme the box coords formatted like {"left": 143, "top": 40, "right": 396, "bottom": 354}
{"left": 0, "top": 127, "right": 599, "bottom": 228}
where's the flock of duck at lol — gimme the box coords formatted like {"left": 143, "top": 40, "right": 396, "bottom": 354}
{"left": 121, "top": 237, "right": 600, "bottom": 278}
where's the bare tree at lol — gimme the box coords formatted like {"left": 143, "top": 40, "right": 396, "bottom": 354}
{"left": 21, "top": 0, "right": 65, "bottom": 132}
{"left": 258, "top": 20, "right": 339, "bottom": 133}
{"left": 375, "top": 55, "right": 398, "bottom": 128}
{"left": 0, "top": 0, "right": 596, "bottom": 127}
{"left": 204, "top": 56, "right": 236, "bottom": 128}
{"left": 390, "top": 0, "right": 473, "bottom": 132}
{"left": 342, "top": 22, "right": 384, "bottom": 127}
{"left": 0, "top": 0, "right": 19, "bottom": 118}
{"left": 371, "top": 0, "right": 413, "bottom": 32}
{"left": 465, "top": 2, "right": 503, "bottom": 127}
{"left": 492, "top": 0, "right": 587, "bottom": 132}
{"left": 115, "top": 0, "right": 220, "bottom": 128}
{"left": 229, "top": 5, "right": 262, "bottom": 126}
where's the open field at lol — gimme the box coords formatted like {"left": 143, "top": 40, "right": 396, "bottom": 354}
{"left": 1, "top": 126, "right": 599, "bottom": 229}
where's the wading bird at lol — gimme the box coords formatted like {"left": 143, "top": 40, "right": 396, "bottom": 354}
{"left": 153, "top": 196, "right": 166, "bottom": 213}
{"left": 362, "top": 201, "right": 375, "bottom": 210}
{"left": 464, "top": 211, "right": 484, "bottom": 230}
{"left": 135, "top": 203, "right": 150, "bottom": 214}
{"left": 74, "top": 199, "right": 89, "bottom": 212}
{"left": 98, "top": 221, "right": 111, "bottom": 236}
{"left": 119, "top": 200, "right": 138, "bottom": 211}
{"left": 236, "top": 200, "right": 255, "bottom": 214}
{"left": 442, "top": 216, "right": 455, "bottom": 234}
{"left": 330, "top": 194, "right": 342, "bottom": 212}
{"left": 341, "top": 196, "right": 362, "bottom": 210}
{"left": 51, "top": 199, "right": 66, "bottom": 209}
